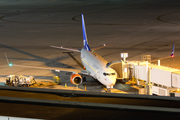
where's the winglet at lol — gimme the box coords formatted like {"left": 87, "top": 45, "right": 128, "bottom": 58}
{"left": 4, "top": 52, "right": 13, "bottom": 66}
{"left": 171, "top": 43, "right": 175, "bottom": 58}
{"left": 82, "top": 14, "right": 91, "bottom": 51}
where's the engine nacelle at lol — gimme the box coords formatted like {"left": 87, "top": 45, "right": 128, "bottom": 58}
{"left": 70, "top": 74, "right": 83, "bottom": 85}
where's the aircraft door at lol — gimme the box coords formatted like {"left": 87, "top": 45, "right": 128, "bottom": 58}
{"left": 97, "top": 69, "right": 103, "bottom": 82}
{"left": 97, "top": 71, "right": 101, "bottom": 80}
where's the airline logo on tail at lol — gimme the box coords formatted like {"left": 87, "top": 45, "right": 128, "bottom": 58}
{"left": 171, "top": 43, "right": 175, "bottom": 58}
{"left": 82, "top": 14, "right": 91, "bottom": 51}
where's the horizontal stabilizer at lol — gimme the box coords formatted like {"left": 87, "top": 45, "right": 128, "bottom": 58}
{"left": 50, "top": 45, "right": 81, "bottom": 52}
{"left": 91, "top": 43, "right": 114, "bottom": 51}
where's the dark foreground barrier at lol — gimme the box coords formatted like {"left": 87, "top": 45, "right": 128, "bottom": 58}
{"left": 0, "top": 96, "right": 180, "bottom": 113}
{"left": 0, "top": 85, "right": 180, "bottom": 101}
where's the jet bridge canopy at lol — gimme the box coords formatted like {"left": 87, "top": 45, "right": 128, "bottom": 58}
{"left": 107, "top": 60, "right": 130, "bottom": 80}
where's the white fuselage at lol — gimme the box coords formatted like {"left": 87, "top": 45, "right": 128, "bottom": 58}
{"left": 80, "top": 48, "right": 117, "bottom": 88}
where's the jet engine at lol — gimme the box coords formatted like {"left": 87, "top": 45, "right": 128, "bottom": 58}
{"left": 70, "top": 74, "right": 83, "bottom": 85}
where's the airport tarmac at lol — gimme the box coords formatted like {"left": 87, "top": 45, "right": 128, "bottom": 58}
{"left": 0, "top": 76, "right": 137, "bottom": 94}
{"left": 0, "top": 0, "right": 180, "bottom": 94}
{"left": 1, "top": 0, "right": 180, "bottom": 93}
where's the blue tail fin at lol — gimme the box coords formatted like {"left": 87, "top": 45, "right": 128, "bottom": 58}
{"left": 82, "top": 14, "right": 91, "bottom": 51}
{"left": 171, "top": 43, "right": 175, "bottom": 57}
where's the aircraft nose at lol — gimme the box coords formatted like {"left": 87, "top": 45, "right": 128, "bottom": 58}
{"left": 112, "top": 78, "right": 116, "bottom": 85}
{"left": 108, "top": 77, "right": 116, "bottom": 86}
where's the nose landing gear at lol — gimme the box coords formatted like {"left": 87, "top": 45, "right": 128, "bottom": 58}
{"left": 107, "top": 88, "right": 111, "bottom": 93}
{"left": 106, "top": 86, "right": 113, "bottom": 93}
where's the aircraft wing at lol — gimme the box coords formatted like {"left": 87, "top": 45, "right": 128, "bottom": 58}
{"left": 91, "top": 43, "right": 114, "bottom": 51}
{"left": 11, "top": 64, "right": 89, "bottom": 75}
{"left": 151, "top": 56, "right": 172, "bottom": 62}
{"left": 50, "top": 45, "right": 81, "bottom": 52}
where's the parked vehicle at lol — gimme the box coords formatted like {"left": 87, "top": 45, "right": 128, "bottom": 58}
{"left": 5, "top": 75, "right": 36, "bottom": 87}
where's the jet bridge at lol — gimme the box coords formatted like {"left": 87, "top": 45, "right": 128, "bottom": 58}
{"left": 128, "top": 61, "right": 180, "bottom": 96}
{"left": 107, "top": 60, "right": 132, "bottom": 80}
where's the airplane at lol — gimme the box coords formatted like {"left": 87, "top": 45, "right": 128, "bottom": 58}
{"left": 151, "top": 43, "right": 175, "bottom": 63}
{"left": 171, "top": 43, "right": 175, "bottom": 58}
{"left": 8, "top": 14, "right": 117, "bottom": 92}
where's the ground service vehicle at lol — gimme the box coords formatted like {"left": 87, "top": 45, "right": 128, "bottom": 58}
{"left": 5, "top": 75, "right": 36, "bottom": 87}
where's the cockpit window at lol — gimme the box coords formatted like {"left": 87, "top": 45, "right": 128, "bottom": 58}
{"left": 103, "top": 73, "right": 115, "bottom": 76}
{"left": 111, "top": 73, "right": 115, "bottom": 75}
